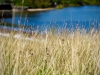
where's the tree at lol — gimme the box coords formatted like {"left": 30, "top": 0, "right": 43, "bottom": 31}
{"left": 0, "top": 0, "right": 5, "bottom": 3}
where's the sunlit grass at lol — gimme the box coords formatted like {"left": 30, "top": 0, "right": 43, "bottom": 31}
{"left": 0, "top": 28, "right": 100, "bottom": 75}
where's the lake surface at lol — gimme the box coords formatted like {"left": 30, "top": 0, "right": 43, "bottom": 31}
{"left": 2, "top": 6, "right": 100, "bottom": 31}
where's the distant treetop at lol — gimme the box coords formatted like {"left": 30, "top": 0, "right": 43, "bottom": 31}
{"left": 1, "top": 0, "right": 100, "bottom": 8}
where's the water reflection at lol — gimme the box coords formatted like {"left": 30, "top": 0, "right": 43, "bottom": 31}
{"left": 0, "top": 4, "right": 12, "bottom": 18}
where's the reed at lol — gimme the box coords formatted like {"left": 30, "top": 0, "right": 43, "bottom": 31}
{"left": 0, "top": 28, "right": 100, "bottom": 75}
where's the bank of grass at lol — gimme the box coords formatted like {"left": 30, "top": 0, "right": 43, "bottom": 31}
{"left": 0, "top": 28, "right": 100, "bottom": 75}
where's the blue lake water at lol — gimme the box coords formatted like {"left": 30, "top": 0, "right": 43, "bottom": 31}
{"left": 2, "top": 6, "right": 100, "bottom": 31}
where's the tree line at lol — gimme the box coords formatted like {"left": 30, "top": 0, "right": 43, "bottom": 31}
{"left": 2, "top": 0, "right": 100, "bottom": 8}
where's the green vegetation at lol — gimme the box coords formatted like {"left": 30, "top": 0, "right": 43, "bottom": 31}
{"left": 0, "top": 0, "right": 5, "bottom": 3}
{"left": 2, "top": 0, "right": 100, "bottom": 8}
{"left": 0, "top": 28, "right": 100, "bottom": 75}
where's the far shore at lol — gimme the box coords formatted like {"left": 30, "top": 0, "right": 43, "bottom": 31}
{"left": 27, "top": 8, "right": 54, "bottom": 12}
{"left": 12, "top": 8, "right": 54, "bottom": 12}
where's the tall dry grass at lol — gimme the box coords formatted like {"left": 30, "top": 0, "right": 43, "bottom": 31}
{"left": 0, "top": 28, "right": 100, "bottom": 75}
